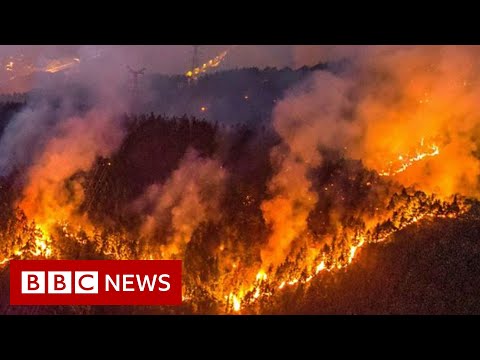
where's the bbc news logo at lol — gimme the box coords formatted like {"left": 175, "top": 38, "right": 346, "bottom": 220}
{"left": 10, "top": 260, "right": 182, "bottom": 305}
{"left": 22, "top": 271, "right": 100, "bottom": 294}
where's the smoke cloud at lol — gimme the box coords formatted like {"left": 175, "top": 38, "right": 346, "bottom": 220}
{"left": 18, "top": 109, "right": 125, "bottom": 232}
{"left": 261, "top": 71, "right": 355, "bottom": 268}
{"left": 349, "top": 45, "right": 480, "bottom": 198}
{"left": 135, "top": 149, "right": 227, "bottom": 259}
{"left": 0, "top": 46, "right": 138, "bottom": 234}
{"left": 260, "top": 45, "right": 480, "bottom": 269}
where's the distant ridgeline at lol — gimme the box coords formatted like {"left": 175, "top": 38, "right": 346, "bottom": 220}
{"left": 144, "top": 61, "right": 344, "bottom": 125}
{"left": 0, "top": 61, "right": 347, "bottom": 127}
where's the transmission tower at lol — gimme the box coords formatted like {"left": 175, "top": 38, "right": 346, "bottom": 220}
{"left": 127, "top": 65, "right": 146, "bottom": 95}
{"left": 192, "top": 45, "right": 200, "bottom": 70}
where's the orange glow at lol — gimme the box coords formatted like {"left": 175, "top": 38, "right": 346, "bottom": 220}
{"left": 315, "top": 261, "right": 326, "bottom": 274}
{"left": 228, "top": 293, "right": 241, "bottom": 312}
{"left": 221, "top": 195, "right": 468, "bottom": 312}
{"left": 43, "top": 57, "right": 80, "bottom": 73}
{"left": 256, "top": 270, "right": 267, "bottom": 282}
{"left": 185, "top": 50, "right": 228, "bottom": 79}
{"left": 348, "top": 235, "right": 365, "bottom": 264}
{"left": 378, "top": 140, "right": 440, "bottom": 177}
{"left": 31, "top": 226, "right": 53, "bottom": 257}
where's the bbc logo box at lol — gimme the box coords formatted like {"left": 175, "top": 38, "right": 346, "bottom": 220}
{"left": 10, "top": 260, "right": 182, "bottom": 305}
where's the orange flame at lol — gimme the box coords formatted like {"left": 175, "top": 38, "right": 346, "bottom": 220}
{"left": 43, "top": 57, "right": 80, "bottom": 73}
{"left": 378, "top": 139, "right": 440, "bottom": 177}
{"left": 224, "top": 197, "right": 468, "bottom": 312}
{"left": 185, "top": 50, "right": 228, "bottom": 79}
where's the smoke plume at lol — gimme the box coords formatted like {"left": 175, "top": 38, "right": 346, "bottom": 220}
{"left": 261, "top": 45, "right": 480, "bottom": 269}
{"left": 350, "top": 45, "right": 480, "bottom": 198}
{"left": 261, "top": 71, "right": 355, "bottom": 268}
{"left": 18, "top": 109, "right": 125, "bottom": 232}
{"left": 135, "top": 149, "right": 227, "bottom": 259}
{"left": 0, "top": 46, "right": 136, "bottom": 234}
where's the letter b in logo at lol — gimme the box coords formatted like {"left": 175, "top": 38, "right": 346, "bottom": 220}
{"left": 48, "top": 271, "right": 72, "bottom": 294}
{"left": 21, "top": 271, "right": 45, "bottom": 294}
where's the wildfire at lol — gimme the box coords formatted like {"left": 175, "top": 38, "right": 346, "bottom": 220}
{"left": 31, "top": 228, "right": 53, "bottom": 257}
{"left": 227, "top": 292, "right": 242, "bottom": 312}
{"left": 315, "top": 261, "right": 326, "bottom": 274}
{"left": 379, "top": 139, "right": 440, "bottom": 177}
{"left": 5, "top": 61, "right": 14, "bottom": 71}
{"left": 223, "top": 194, "right": 469, "bottom": 313}
{"left": 185, "top": 50, "right": 228, "bottom": 79}
{"left": 1, "top": 55, "right": 81, "bottom": 79}
{"left": 348, "top": 235, "right": 365, "bottom": 264}
{"left": 256, "top": 270, "right": 267, "bottom": 282}
{"left": 0, "top": 225, "right": 53, "bottom": 268}
{"left": 0, "top": 179, "right": 470, "bottom": 313}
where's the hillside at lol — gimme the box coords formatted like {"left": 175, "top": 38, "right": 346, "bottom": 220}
{"left": 267, "top": 209, "right": 480, "bottom": 314}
